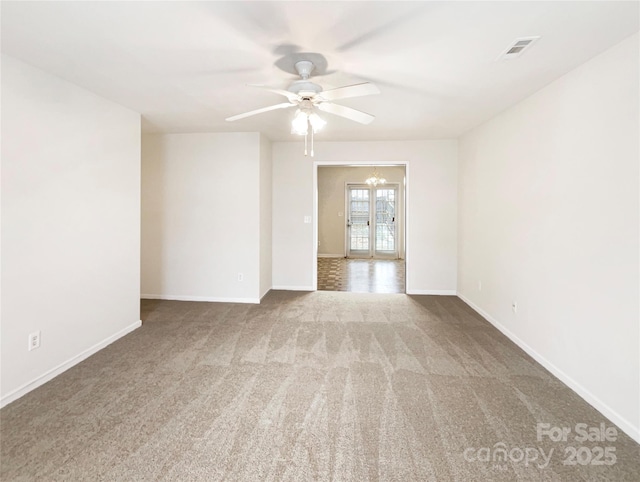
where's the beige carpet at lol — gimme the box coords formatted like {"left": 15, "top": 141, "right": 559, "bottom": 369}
{"left": 1, "top": 291, "right": 639, "bottom": 480}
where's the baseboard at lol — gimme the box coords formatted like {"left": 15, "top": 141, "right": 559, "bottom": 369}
{"left": 0, "top": 320, "right": 142, "bottom": 409}
{"left": 271, "top": 285, "right": 315, "bottom": 291}
{"left": 141, "top": 294, "right": 260, "bottom": 304}
{"left": 457, "top": 292, "right": 640, "bottom": 444}
{"left": 407, "top": 289, "right": 457, "bottom": 295}
{"left": 317, "top": 254, "right": 344, "bottom": 258}
{"left": 259, "top": 288, "right": 271, "bottom": 301}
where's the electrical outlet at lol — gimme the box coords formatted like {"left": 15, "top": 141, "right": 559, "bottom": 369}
{"left": 478, "top": 280, "right": 482, "bottom": 291}
{"left": 512, "top": 301, "right": 518, "bottom": 313}
{"left": 238, "top": 273, "right": 243, "bottom": 282}
{"left": 28, "top": 331, "right": 41, "bottom": 351}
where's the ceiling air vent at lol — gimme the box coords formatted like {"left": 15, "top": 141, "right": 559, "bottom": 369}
{"left": 498, "top": 36, "right": 540, "bottom": 60}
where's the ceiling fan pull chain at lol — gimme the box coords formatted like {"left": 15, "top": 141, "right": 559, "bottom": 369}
{"left": 311, "top": 126, "right": 315, "bottom": 157}
{"left": 304, "top": 130, "right": 308, "bottom": 156}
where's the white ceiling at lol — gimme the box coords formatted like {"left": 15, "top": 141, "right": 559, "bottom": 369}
{"left": 2, "top": 1, "right": 638, "bottom": 141}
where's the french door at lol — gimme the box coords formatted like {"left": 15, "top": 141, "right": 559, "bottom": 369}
{"left": 346, "top": 184, "right": 398, "bottom": 259}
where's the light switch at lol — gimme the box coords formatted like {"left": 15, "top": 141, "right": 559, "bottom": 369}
{"left": 304, "top": 216, "right": 311, "bottom": 223}
{"left": 338, "top": 212, "right": 343, "bottom": 217}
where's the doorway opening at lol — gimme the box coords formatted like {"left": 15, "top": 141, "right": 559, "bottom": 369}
{"left": 315, "top": 164, "right": 406, "bottom": 293}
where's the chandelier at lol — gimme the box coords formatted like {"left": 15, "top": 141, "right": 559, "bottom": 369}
{"left": 365, "top": 168, "right": 387, "bottom": 186}
{"left": 291, "top": 108, "right": 326, "bottom": 157}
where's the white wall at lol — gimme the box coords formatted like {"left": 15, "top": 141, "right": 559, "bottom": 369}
{"left": 141, "top": 132, "right": 262, "bottom": 303}
{"left": 259, "top": 133, "right": 273, "bottom": 299}
{"left": 272, "top": 140, "right": 457, "bottom": 293}
{"left": 1, "top": 55, "right": 141, "bottom": 406}
{"left": 318, "top": 166, "right": 405, "bottom": 258}
{"left": 458, "top": 34, "right": 639, "bottom": 441}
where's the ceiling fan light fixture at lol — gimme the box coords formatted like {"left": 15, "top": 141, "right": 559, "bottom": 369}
{"left": 291, "top": 109, "right": 309, "bottom": 135}
{"left": 291, "top": 109, "right": 325, "bottom": 135}
{"left": 308, "top": 112, "right": 326, "bottom": 132}
{"left": 291, "top": 109, "right": 326, "bottom": 158}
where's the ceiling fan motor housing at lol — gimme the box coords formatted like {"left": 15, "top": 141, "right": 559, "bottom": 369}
{"left": 289, "top": 60, "right": 323, "bottom": 96}
{"left": 289, "top": 80, "right": 323, "bottom": 96}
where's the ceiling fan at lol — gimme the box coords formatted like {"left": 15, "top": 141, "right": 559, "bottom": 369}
{"left": 226, "top": 60, "right": 380, "bottom": 154}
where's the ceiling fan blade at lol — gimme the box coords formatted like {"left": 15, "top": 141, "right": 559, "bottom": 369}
{"left": 317, "top": 102, "right": 375, "bottom": 125}
{"left": 226, "top": 102, "right": 295, "bottom": 122}
{"left": 317, "top": 82, "right": 380, "bottom": 102}
{"left": 247, "top": 84, "right": 299, "bottom": 103}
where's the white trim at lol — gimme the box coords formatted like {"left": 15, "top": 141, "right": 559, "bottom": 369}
{"left": 312, "top": 162, "right": 319, "bottom": 290}
{"left": 344, "top": 182, "right": 349, "bottom": 259}
{"left": 317, "top": 254, "right": 344, "bottom": 258}
{"left": 271, "top": 285, "right": 315, "bottom": 291}
{"left": 141, "top": 294, "right": 260, "bottom": 304}
{"left": 0, "top": 320, "right": 142, "bottom": 408}
{"left": 457, "top": 292, "right": 640, "bottom": 444}
{"left": 404, "top": 162, "right": 410, "bottom": 292}
{"left": 407, "top": 289, "right": 457, "bottom": 296}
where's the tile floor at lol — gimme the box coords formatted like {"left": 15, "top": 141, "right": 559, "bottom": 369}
{"left": 317, "top": 257, "right": 405, "bottom": 293}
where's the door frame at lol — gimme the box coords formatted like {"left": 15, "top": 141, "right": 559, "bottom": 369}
{"left": 345, "top": 182, "right": 401, "bottom": 259}
{"left": 313, "top": 161, "right": 409, "bottom": 291}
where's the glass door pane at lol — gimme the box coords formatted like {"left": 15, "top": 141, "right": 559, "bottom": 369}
{"left": 347, "top": 188, "right": 370, "bottom": 257}
{"left": 374, "top": 188, "right": 397, "bottom": 258}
